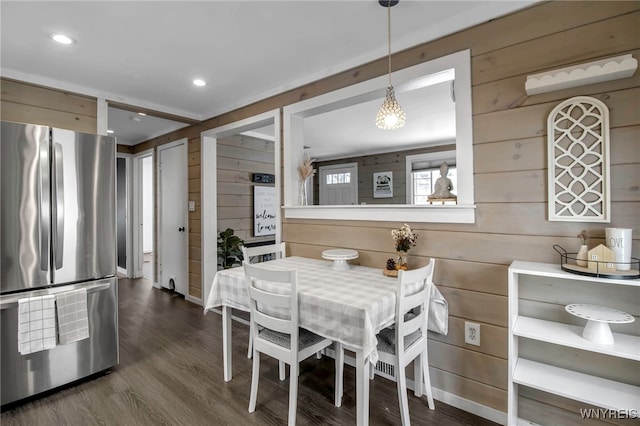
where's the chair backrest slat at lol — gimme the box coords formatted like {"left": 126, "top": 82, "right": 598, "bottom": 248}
{"left": 242, "top": 242, "right": 287, "bottom": 264}
{"left": 395, "top": 259, "right": 435, "bottom": 353}
{"left": 252, "top": 309, "right": 292, "bottom": 335}
{"left": 249, "top": 285, "right": 292, "bottom": 309}
{"left": 402, "top": 288, "right": 428, "bottom": 314}
{"left": 403, "top": 309, "right": 425, "bottom": 336}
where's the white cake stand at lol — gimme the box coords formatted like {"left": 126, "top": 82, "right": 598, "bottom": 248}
{"left": 565, "top": 303, "right": 635, "bottom": 345}
{"left": 322, "top": 249, "right": 359, "bottom": 271}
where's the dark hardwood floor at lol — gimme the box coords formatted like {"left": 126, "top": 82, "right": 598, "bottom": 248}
{"left": 1, "top": 277, "right": 498, "bottom": 425}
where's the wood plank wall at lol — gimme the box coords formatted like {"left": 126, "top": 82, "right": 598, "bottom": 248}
{"left": 187, "top": 136, "right": 201, "bottom": 295}
{"left": 0, "top": 78, "right": 97, "bottom": 133}
{"left": 0, "top": 77, "right": 136, "bottom": 156}
{"left": 217, "top": 134, "right": 275, "bottom": 243}
{"left": 133, "top": 2, "right": 639, "bottom": 422}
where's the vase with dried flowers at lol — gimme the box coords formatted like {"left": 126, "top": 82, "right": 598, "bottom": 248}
{"left": 391, "top": 223, "right": 418, "bottom": 269}
{"left": 298, "top": 154, "right": 316, "bottom": 205}
{"left": 576, "top": 229, "right": 588, "bottom": 267}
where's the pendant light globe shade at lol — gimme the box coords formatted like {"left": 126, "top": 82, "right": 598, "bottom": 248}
{"left": 376, "top": 85, "right": 406, "bottom": 129}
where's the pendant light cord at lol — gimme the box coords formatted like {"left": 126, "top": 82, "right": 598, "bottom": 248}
{"left": 387, "top": 0, "right": 392, "bottom": 86}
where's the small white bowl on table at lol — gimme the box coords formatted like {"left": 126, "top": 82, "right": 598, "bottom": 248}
{"left": 322, "top": 249, "right": 359, "bottom": 271}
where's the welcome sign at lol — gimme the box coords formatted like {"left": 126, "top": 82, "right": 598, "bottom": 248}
{"left": 254, "top": 186, "right": 276, "bottom": 236}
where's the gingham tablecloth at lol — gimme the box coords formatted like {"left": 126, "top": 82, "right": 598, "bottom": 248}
{"left": 204, "top": 256, "right": 401, "bottom": 364}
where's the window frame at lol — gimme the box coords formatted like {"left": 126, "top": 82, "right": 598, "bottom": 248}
{"left": 405, "top": 150, "right": 456, "bottom": 205}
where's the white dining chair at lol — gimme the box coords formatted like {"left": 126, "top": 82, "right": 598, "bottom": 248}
{"left": 379, "top": 259, "right": 436, "bottom": 425}
{"left": 334, "top": 259, "right": 436, "bottom": 424}
{"left": 244, "top": 263, "right": 342, "bottom": 426}
{"left": 242, "top": 242, "right": 287, "bottom": 378}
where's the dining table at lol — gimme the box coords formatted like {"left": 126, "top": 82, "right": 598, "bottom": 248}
{"left": 203, "top": 256, "right": 405, "bottom": 426}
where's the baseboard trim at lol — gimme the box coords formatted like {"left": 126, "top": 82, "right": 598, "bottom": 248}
{"left": 431, "top": 387, "right": 506, "bottom": 425}
{"left": 185, "top": 295, "right": 202, "bottom": 306}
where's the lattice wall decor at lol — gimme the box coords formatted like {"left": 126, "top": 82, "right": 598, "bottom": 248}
{"left": 547, "top": 96, "right": 610, "bottom": 222}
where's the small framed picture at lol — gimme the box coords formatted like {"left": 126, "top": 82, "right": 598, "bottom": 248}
{"left": 373, "top": 171, "right": 393, "bottom": 198}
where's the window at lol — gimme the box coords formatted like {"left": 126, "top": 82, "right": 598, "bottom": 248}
{"left": 411, "top": 167, "right": 457, "bottom": 205}
{"left": 326, "top": 172, "right": 351, "bottom": 185}
{"left": 405, "top": 150, "right": 456, "bottom": 205}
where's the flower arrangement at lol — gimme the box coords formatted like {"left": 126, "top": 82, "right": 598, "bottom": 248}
{"left": 392, "top": 223, "right": 418, "bottom": 252}
{"left": 298, "top": 154, "right": 316, "bottom": 205}
{"left": 298, "top": 154, "right": 316, "bottom": 182}
{"left": 577, "top": 229, "right": 588, "bottom": 245}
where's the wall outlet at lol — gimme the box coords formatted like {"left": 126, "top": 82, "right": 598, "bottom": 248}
{"left": 465, "top": 321, "right": 481, "bottom": 346}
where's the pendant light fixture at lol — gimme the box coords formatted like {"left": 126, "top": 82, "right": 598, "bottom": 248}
{"left": 375, "top": 0, "right": 405, "bottom": 130}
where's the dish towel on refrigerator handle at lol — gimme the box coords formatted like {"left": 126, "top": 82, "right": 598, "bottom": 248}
{"left": 55, "top": 288, "right": 90, "bottom": 345}
{"left": 18, "top": 295, "right": 57, "bottom": 355}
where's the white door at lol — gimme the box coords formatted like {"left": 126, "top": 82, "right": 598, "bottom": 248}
{"left": 158, "top": 141, "right": 188, "bottom": 296}
{"left": 319, "top": 163, "right": 358, "bottom": 205}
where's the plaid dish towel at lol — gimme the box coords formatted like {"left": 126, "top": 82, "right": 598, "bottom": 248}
{"left": 55, "top": 288, "right": 90, "bottom": 345}
{"left": 18, "top": 295, "right": 57, "bottom": 355}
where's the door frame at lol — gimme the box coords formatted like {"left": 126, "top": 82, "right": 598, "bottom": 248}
{"left": 132, "top": 148, "right": 155, "bottom": 284}
{"left": 157, "top": 138, "right": 188, "bottom": 296}
{"left": 319, "top": 162, "right": 359, "bottom": 205}
{"left": 201, "top": 109, "right": 281, "bottom": 305}
{"left": 116, "top": 152, "right": 133, "bottom": 277}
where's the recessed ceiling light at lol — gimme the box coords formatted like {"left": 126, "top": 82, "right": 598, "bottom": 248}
{"left": 107, "top": 130, "right": 114, "bottom": 134}
{"left": 50, "top": 33, "right": 76, "bottom": 45}
{"left": 138, "top": 112, "right": 146, "bottom": 116}
{"left": 193, "top": 79, "right": 206, "bottom": 87}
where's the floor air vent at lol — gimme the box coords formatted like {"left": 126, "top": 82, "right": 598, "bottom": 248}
{"left": 375, "top": 360, "right": 395, "bottom": 379}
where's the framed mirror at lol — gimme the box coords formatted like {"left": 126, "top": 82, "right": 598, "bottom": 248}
{"left": 283, "top": 49, "right": 475, "bottom": 223}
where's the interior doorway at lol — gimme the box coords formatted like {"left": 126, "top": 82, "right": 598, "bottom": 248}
{"left": 132, "top": 149, "right": 155, "bottom": 284}
{"left": 116, "top": 154, "right": 132, "bottom": 277}
{"left": 200, "top": 109, "right": 281, "bottom": 305}
{"left": 141, "top": 156, "right": 154, "bottom": 281}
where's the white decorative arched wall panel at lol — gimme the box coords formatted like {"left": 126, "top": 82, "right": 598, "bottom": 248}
{"left": 547, "top": 96, "right": 610, "bottom": 222}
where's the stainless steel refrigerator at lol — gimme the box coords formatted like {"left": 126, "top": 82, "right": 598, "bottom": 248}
{"left": 1, "top": 121, "right": 119, "bottom": 406}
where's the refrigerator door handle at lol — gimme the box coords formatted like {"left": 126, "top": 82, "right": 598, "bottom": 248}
{"left": 53, "top": 143, "right": 65, "bottom": 270}
{"left": 39, "top": 133, "right": 51, "bottom": 271}
{"left": 0, "top": 281, "right": 113, "bottom": 310}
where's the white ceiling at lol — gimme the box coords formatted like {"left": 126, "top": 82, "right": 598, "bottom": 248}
{"left": 106, "top": 106, "right": 190, "bottom": 145}
{"left": 1, "top": 1, "right": 537, "bottom": 146}
{"left": 304, "top": 79, "right": 456, "bottom": 160}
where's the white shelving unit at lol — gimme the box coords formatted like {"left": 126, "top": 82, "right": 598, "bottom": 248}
{"left": 508, "top": 261, "right": 640, "bottom": 425}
